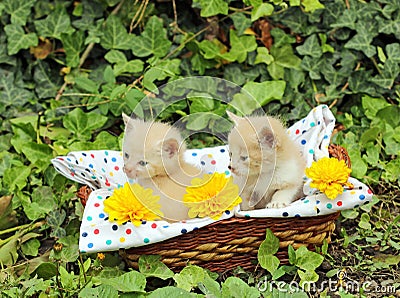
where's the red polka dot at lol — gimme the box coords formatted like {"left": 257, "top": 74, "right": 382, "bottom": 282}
{"left": 58, "top": 158, "right": 64, "bottom": 161}
{"left": 126, "top": 229, "right": 132, "bottom": 235}
{"left": 94, "top": 203, "right": 100, "bottom": 207}
{"left": 337, "top": 201, "right": 342, "bottom": 206}
{"left": 105, "top": 179, "right": 111, "bottom": 187}
{"left": 211, "top": 160, "right": 216, "bottom": 165}
{"left": 181, "top": 220, "right": 186, "bottom": 223}
{"left": 114, "top": 166, "right": 119, "bottom": 171}
{"left": 151, "top": 223, "right": 157, "bottom": 228}
{"left": 295, "top": 129, "right": 300, "bottom": 134}
{"left": 71, "top": 172, "right": 75, "bottom": 176}
{"left": 90, "top": 154, "right": 95, "bottom": 158}
{"left": 367, "top": 189, "right": 372, "bottom": 194}
{"left": 94, "top": 229, "right": 99, "bottom": 234}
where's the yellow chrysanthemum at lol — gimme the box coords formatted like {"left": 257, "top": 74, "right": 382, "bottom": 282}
{"left": 183, "top": 173, "right": 242, "bottom": 220}
{"left": 305, "top": 157, "right": 353, "bottom": 199}
{"left": 103, "top": 183, "right": 163, "bottom": 226}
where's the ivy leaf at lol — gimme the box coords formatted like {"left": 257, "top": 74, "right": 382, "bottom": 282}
{"left": 295, "top": 246, "right": 324, "bottom": 271}
{"left": 296, "top": 34, "right": 322, "bottom": 58}
{"left": 74, "top": 76, "right": 98, "bottom": 93}
{"left": 199, "top": 0, "right": 228, "bottom": 17}
{"left": 302, "top": 0, "right": 325, "bottom": 13}
{"left": 33, "top": 61, "right": 62, "bottom": 99}
{"left": 223, "top": 29, "right": 257, "bottom": 63}
{"left": 3, "top": 166, "right": 31, "bottom": 192}
{"left": 61, "top": 31, "right": 85, "bottom": 68}
{"left": 230, "top": 13, "right": 252, "bottom": 35}
{"left": 221, "top": 277, "right": 260, "bottom": 298}
{"left": 0, "top": 73, "right": 32, "bottom": 109}
{"left": 63, "top": 108, "right": 108, "bottom": 140}
{"left": 138, "top": 255, "right": 174, "bottom": 280}
{"left": 242, "top": 80, "right": 286, "bottom": 106}
{"left": 254, "top": 47, "right": 274, "bottom": 65}
{"left": 174, "top": 265, "right": 208, "bottom": 292}
{"left": 386, "top": 43, "right": 400, "bottom": 63}
{"left": 4, "top": 24, "right": 38, "bottom": 55}
{"left": 344, "top": 31, "right": 376, "bottom": 58}
{"left": 251, "top": 3, "right": 274, "bottom": 21}
{"left": 330, "top": 9, "right": 357, "bottom": 30}
{"left": 23, "top": 186, "right": 57, "bottom": 221}
{"left": 34, "top": 5, "right": 74, "bottom": 39}
{"left": 21, "top": 142, "right": 53, "bottom": 171}
{"left": 3, "top": 0, "right": 36, "bottom": 26}
{"left": 131, "top": 16, "right": 172, "bottom": 58}
{"left": 99, "top": 270, "right": 146, "bottom": 293}
{"left": 100, "top": 15, "right": 133, "bottom": 50}
{"left": 148, "top": 287, "right": 195, "bottom": 298}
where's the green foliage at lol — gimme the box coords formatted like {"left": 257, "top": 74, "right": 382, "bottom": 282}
{"left": 0, "top": 0, "right": 398, "bottom": 296}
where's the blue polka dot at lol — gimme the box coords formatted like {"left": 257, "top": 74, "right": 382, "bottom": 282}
{"left": 295, "top": 214, "right": 301, "bottom": 218}
{"left": 301, "top": 140, "right": 307, "bottom": 145}
{"left": 309, "top": 149, "right": 314, "bottom": 154}
{"left": 82, "top": 153, "right": 87, "bottom": 156}
{"left": 142, "top": 221, "right": 147, "bottom": 225}
{"left": 208, "top": 171, "right": 212, "bottom": 174}
{"left": 318, "top": 121, "right": 321, "bottom": 125}
{"left": 82, "top": 232, "right": 88, "bottom": 237}
{"left": 354, "top": 204, "right": 359, "bottom": 208}
{"left": 111, "top": 157, "right": 117, "bottom": 162}
{"left": 106, "top": 240, "right": 112, "bottom": 245}
{"left": 181, "top": 229, "right": 187, "bottom": 234}
{"left": 99, "top": 213, "right": 105, "bottom": 219}
{"left": 104, "top": 158, "right": 107, "bottom": 163}
{"left": 67, "top": 158, "right": 71, "bottom": 162}
{"left": 359, "top": 195, "right": 365, "bottom": 200}
{"left": 201, "top": 161, "right": 206, "bottom": 165}
{"left": 225, "top": 210, "right": 230, "bottom": 215}
{"left": 316, "top": 200, "right": 320, "bottom": 204}
{"left": 87, "top": 216, "right": 92, "bottom": 221}
{"left": 282, "top": 212, "right": 289, "bottom": 217}
{"left": 323, "top": 135, "right": 328, "bottom": 139}
{"left": 163, "top": 225, "right": 169, "bottom": 228}
{"left": 88, "top": 243, "right": 93, "bottom": 248}
{"left": 112, "top": 225, "right": 118, "bottom": 231}
{"left": 89, "top": 164, "right": 94, "bottom": 168}
{"left": 310, "top": 122, "right": 316, "bottom": 127}
{"left": 220, "top": 148, "right": 226, "bottom": 153}
{"left": 192, "top": 152, "right": 197, "bottom": 156}
{"left": 193, "top": 227, "right": 198, "bottom": 231}
{"left": 144, "top": 238, "right": 150, "bottom": 243}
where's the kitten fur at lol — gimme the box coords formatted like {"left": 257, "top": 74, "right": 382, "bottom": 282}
{"left": 122, "top": 114, "right": 202, "bottom": 222}
{"left": 227, "top": 111, "right": 306, "bottom": 210}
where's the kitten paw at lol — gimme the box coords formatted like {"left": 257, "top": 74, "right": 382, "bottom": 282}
{"left": 266, "top": 202, "right": 288, "bottom": 209}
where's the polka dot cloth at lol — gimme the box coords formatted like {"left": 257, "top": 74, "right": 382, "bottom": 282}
{"left": 51, "top": 105, "right": 373, "bottom": 253}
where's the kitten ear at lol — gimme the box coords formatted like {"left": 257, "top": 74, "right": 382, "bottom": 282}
{"left": 226, "top": 110, "right": 242, "bottom": 126}
{"left": 259, "top": 127, "right": 279, "bottom": 148}
{"left": 162, "top": 138, "right": 179, "bottom": 158}
{"left": 122, "top": 113, "right": 131, "bottom": 125}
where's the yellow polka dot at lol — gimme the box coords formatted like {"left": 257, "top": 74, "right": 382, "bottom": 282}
{"left": 109, "top": 172, "right": 114, "bottom": 177}
{"left": 120, "top": 237, "right": 125, "bottom": 243}
{"left": 93, "top": 169, "right": 96, "bottom": 173}
{"left": 350, "top": 191, "right": 356, "bottom": 195}
{"left": 119, "top": 152, "right": 123, "bottom": 156}
{"left": 208, "top": 154, "right": 213, "bottom": 158}
{"left": 79, "top": 158, "right": 83, "bottom": 162}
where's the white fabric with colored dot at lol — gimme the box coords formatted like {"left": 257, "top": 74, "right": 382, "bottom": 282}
{"left": 51, "top": 105, "right": 373, "bottom": 253}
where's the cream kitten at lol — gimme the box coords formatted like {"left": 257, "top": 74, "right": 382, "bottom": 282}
{"left": 227, "top": 111, "right": 306, "bottom": 210}
{"left": 122, "top": 113, "right": 202, "bottom": 222}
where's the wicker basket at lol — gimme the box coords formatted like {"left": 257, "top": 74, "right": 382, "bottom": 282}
{"left": 78, "top": 144, "right": 349, "bottom": 272}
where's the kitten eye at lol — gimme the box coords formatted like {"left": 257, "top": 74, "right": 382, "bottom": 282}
{"left": 124, "top": 152, "right": 129, "bottom": 159}
{"left": 138, "top": 160, "right": 148, "bottom": 166}
{"left": 240, "top": 156, "right": 248, "bottom": 161}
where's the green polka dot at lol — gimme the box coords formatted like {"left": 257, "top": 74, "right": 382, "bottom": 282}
{"left": 326, "top": 203, "right": 332, "bottom": 209}
{"left": 144, "top": 238, "right": 150, "bottom": 243}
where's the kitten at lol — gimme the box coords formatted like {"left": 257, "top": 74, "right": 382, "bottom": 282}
{"left": 122, "top": 114, "right": 202, "bottom": 222}
{"left": 227, "top": 111, "right": 306, "bottom": 210}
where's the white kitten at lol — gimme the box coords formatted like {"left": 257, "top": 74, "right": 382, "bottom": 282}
{"left": 122, "top": 113, "right": 202, "bottom": 222}
{"left": 227, "top": 111, "right": 306, "bottom": 210}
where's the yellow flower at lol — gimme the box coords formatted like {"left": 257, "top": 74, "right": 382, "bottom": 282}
{"left": 103, "top": 183, "right": 163, "bottom": 226}
{"left": 305, "top": 157, "right": 353, "bottom": 199}
{"left": 183, "top": 173, "right": 242, "bottom": 220}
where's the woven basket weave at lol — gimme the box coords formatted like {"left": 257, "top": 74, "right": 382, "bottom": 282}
{"left": 78, "top": 144, "right": 349, "bottom": 272}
